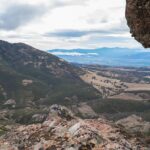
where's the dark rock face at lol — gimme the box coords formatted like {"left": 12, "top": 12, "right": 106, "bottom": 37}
{"left": 126, "top": 0, "right": 150, "bottom": 48}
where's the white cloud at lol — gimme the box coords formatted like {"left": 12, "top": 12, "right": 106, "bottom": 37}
{"left": 0, "top": 0, "right": 142, "bottom": 50}
{"left": 51, "top": 52, "right": 85, "bottom": 56}
{"left": 50, "top": 51, "right": 98, "bottom": 56}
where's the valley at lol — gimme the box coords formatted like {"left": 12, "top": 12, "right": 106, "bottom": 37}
{"left": 0, "top": 0, "right": 150, "bottom": 149}
{"left": 77, "top": 64, "right": 150, "bottom": 122}
{"left": 0, "top": 41, "right": 150, "bottom": 149}
{"left": 79, "top": 64, "right": 150, "bottom": 101}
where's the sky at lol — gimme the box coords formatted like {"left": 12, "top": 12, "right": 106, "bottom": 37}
{"left": 0, "top": 0, "right": 143, "bottom": 50}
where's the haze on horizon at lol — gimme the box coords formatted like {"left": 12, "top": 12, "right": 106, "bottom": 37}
{"left": 0, "top": 0, "right": 143, "bottom": 50}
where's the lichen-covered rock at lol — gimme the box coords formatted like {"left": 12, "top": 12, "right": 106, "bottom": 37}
{"left": 31, "top": 114, "right": 47, "bottom": 123}
{"left": 116, "top": 115, "right": 150, "bottom": 134}
{"left": 0, "top": 105, "right": 149, "bottom": 150}
{"left": 126, "top": 0, "right": 150, "bottom": 48}
{"left": 49, "top": 104, "right": 74, "bottom": 120}
{"left": 3, "top": 99, "right": 16, "bottom": 108}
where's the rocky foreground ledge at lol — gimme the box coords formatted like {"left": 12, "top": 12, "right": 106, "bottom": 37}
{"left": 0, "top": 105, "right": 149, "bottom": 150}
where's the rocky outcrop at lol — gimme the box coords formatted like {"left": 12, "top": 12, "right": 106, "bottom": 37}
{"left": 3, "top": 99, "right": 16, "bottom": 108}
{"left": 0, "top": 105, "right": 149, "bottom": 150}
{"left": 116, "top": 115, "right": 150, "bottom": 135}
{"left": 22, "top": 79, "right": 33, "bottom": 86}
{"left": 126, "top": 0, "right": 150, "bottom": 48}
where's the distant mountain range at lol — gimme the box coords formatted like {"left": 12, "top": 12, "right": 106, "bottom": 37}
{"left": 48, "top": 48, "right": 150, "bottom": 67}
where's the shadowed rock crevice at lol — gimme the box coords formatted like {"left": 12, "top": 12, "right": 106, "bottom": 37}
{"left": 126, "top": 0, "right": 150, "bottom": 48}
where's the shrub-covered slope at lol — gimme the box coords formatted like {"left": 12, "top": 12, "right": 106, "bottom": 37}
{"left": 0, "top": 40, "right": 101, "bottom": 108}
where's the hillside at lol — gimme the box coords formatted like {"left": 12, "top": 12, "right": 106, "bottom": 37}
{"left": 78, "top": 64, "right": 150, "bottom": 121}
{"left": 0, "top": 40, "right": 101, "bottom": 123}
{"left": 0, "top": 40, "right": 150, "bottom": 126}
{"left": 0, "top": 41, "right": 150, "bottom": 149}
{"left": 79, "top": 64, "right": 150, "bottom": 100}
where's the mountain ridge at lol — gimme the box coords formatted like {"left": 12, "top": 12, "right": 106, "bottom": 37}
{"left": 0, "top": 40, "right": 101, "bottom": 109}
{"left": 48, "top": 47, "right": 150, "bottom": 67}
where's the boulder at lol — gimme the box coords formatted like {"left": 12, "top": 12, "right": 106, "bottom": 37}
{"left": 31, "top": 114, "right": 47, "bottom": 123}
{"left": 3, "top": 99, "right": 16, "bottom": 108}
{"left": 116, "top": 115, "right": 150, "bottom": 134}
{"left": 49, "top": 104, "right": 74, "bottom": 120}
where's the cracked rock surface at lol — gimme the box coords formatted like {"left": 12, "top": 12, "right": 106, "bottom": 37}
{"left": 0, "top": 105, "right": 149, "bottom": 150}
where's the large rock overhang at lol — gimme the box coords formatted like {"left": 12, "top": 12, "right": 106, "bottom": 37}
{"left": 126, "top": 0, "right": 150, "bottom": 48}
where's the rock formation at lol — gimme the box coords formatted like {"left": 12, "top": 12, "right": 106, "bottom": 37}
{"left": 126, "top": 0, "right": 150, "bottom": 48}
{"left": 0, "top": 105, "right": 149, "bottom": 150}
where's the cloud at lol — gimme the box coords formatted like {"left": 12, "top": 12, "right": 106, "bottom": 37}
{"left": 52, "top": 0, "right": 87, "bottom": 7}
{"left": 0, "top": 0, "right": 142, "bottom": 49}
{"left": 88, "top": 35, "right": 132, "bottom": 43}
{"left": 50, "top": 52, "right": 85, "bottom": 56}
{"left": 45, "top": 27, "right": 129, "bottom": 38}
{"left": 50, "top": 51, "right": 98, "bottom": 56}
{"left": 46, "top": 30, "right": 89, "bottom": 38}
{"left": 0, "top": 3, "right": 47, "bottom": 30}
